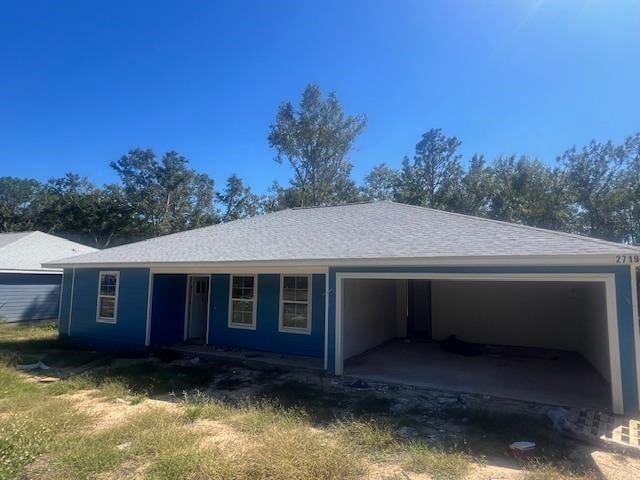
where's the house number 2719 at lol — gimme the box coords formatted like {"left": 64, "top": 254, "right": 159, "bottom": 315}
{"left": 616, "top": 255, "right": 640, "bottom": 264}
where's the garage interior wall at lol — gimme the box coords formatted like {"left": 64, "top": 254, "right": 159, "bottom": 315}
{"left": 342, "top": 279, "right": 406, "bottom": 359}
{"left": 431, "top": 280, "right": 610, "bottom": 382}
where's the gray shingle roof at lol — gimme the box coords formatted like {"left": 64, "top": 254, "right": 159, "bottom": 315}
{"left": 0, "top": 232, "right": 32, "bottom": 249}
{"left": 45, "top": 202, "right": 639, "bottom": 267}
{"left": 0, "top": 231, "right": 97, "bottom": 271}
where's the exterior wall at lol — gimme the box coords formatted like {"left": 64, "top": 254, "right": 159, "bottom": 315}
{"left": 60, "top": 268, "right": 149, "bottom": 350}
{"left": 329, "top": 265, "right": 638, "bottom": 414}
{"left": 342, "top": 279, "right": 404, "bottom": 359}
{"left": 0, "top": 273, "right": 61, "bottom": 323}
{"left": 149, "top": 274, "right": 187, "bottom": 346}
{"left": 208, "top": 273, "right": 325, "bottom": 358}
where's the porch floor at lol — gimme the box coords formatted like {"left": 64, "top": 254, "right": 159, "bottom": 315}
{"left": 344, "top": 340, "right": 611, "bottom": 411}
{"left": 169, "top": 343, "right": 324, "bottom": 371}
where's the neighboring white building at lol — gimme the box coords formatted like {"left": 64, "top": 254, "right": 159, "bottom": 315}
{"left": 0, "top": 231, "right": 96, "bottom": 323}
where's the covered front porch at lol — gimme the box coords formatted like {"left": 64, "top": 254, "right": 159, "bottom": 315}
{"left": 169, "top": 342, "right": 324, "bottom": 370}
{"left": 147, "top": 271, "right": 327, "bottom": 364}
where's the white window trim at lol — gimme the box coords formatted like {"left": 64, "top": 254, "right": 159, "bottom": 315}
{"left": 279, "top": 274, "right": 312, "bottom": 335}
{"left": 228, "top": 274, "right": 258, "bottom": 330}
{"left": 96, "top": 270, "right": 120, "bottom": 324}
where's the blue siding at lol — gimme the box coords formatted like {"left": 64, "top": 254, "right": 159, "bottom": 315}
{"left": 327, "top": 265, "right": 638, "bottom": 414}
{"left": 0, "top": 273, "right": 61, "bottom": 323}
{"left": 58, "top": 269, "right": 73, "bottom": 333}
{"left": 67, "top": 268, "right": 149, "bottom": 350}
{"left": 208, "top": 273, "right": 325, "bottom": 358}
{"left": 149, "top": 274, "right": 187, "bottom": 345}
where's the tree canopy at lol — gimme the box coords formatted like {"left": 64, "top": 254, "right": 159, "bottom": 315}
{"left": 1, "top": 84, "right": 638, "bottom": 247}
{"left": 268, "top": 84, "right": 366, "bottom": 208}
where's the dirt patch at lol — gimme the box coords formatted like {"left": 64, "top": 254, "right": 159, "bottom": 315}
{"left": 579, "top": 447, "right": 640, "bottom": 479}
{"left": 65, "top": 391, "right": 178, "bottom": 431}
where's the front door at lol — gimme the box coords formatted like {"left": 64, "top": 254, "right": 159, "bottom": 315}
{"left": 187, "top": 276, "right": 209, "bottom": 340}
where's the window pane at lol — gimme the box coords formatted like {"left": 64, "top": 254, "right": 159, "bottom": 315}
{"left": 99, "top": 296, "right": 115, "bottom": 319}
{"left": 232, "top": 276, "right": 254, "bottom": 300}
{"left": 283, "top": 287, "right": 296, "bottom": 302}
{"left": 283, "top": 276, "right": 308, "bottom": 302}
{"left": 231, "top": 300, "right": 254, "bottom": 325}
{"left": 295, "top": 287, "right": 307, "bottom": 302}
{"left": 283, "top": 302, "right": 308, "bottom": 329}
{"left": 100, "top": 274, "right": 117, "bottom": 296}
{"left": 295, "top": 276, "right": 308, "bottom": 290}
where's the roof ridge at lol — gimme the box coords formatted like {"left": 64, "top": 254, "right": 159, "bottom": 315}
{"left": 386, "top": 201, "right": 640, "bottom": 252}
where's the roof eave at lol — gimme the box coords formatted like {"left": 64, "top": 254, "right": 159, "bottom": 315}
{"left": 43, "top": 253, "right": 632, "bottom": 270}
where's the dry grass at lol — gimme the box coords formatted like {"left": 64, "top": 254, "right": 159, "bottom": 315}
{"left": 402, "top": 441, "right": 471, "bottom": 480}
{"left": 521, "top": 462, "right": 599, "bottom": 480}
{"left": 1, "top": 323, "right": 635, "bottom": 480}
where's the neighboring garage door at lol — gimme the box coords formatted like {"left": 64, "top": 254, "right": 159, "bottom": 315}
{"left": 0, "top": 273, "right": 62, "bottom": 323}
{"left": 339, "top": 276, "right": 615, "bottom": 412}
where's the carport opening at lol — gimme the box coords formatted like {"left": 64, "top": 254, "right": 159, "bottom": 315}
{"left": 341, "top": 278, "right": 612, "bottom": 411}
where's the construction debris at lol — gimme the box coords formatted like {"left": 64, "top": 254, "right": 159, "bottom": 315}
{"left": 564, "top": 409, "right": 640, "bottom": 454}
{"left": 18, "top": 360, "right": 50, "bottom": 371}
{"left": 509, "top": 441, "right": 536, "bottom": 459}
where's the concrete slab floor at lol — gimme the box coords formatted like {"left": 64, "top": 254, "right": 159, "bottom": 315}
{"left": 344, "top": 340, "right": 611, "bottom": 411}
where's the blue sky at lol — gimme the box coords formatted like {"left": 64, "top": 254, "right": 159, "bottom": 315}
{"left": 1, "top": 0, "right": 639, "bottom": 193}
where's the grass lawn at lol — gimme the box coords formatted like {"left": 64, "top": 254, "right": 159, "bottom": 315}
{"left": 0, "top": 323, "right": 633, "bottom": 479}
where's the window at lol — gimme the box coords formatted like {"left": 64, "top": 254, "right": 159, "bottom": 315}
{"left": 280, "top": 275, "right": 311, "bottom": 334}
{"left": 97, "top": 271, "right": 119, "bottom": 323}
{"left": 229, "top": 275, "right": 257, "bottom": 329}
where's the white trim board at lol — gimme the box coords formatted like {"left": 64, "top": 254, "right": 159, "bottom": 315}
{"left": 67, "top": 268, "right": 76, "bottom": 336}
{"left": 45, "top": 253, "right": 635, "bottom": 270}
{"left": 630, "top": 265, "right": 640, "bottom": 412}
{"left": 206, "top": 275, "right": 213, "bottom": 344}
{"left": 145, "top": 271, "right": 154, "bottom": 346}
{"left": 0, "top": 269, "right": 63, "bottom": 274}
{"left": 324, "top": 268, "right": 329, "bottom": 370}
{"left": 57, "top": 269, "right": 65, "bottom": 328}
{"left": 334, "top": 271, "right": 625, "bottom": 415}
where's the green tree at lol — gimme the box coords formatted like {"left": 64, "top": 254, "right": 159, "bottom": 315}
{"left": 34, "top": 174, "right": 130, "bottom": 248}
{"left": 617, "top": 133, "right": 640, "bottom": 244}
{"left": 0, "top": 177, "right": 43, "bottom": 232}
{"left": 560, "top": 139, "right": 629, "bottom": 242}
{"left": 268, "top": 84, "right": 367, "bottom": 208}
{"left": 396, "top": 129, "right": 464, "bottom": 209}
{"left": 217, "top": 175, "right": 261, "bottom": 222}
{"left": 361, "top": 164, "right": 400, "bottom": 201}
{"left": 488, "top": 156, "right": 571, "bottom": 230}
{"left": 111, "top": 149, "right": 217, "bottom": 236}
{"left": 455, "top": 154, "right": 493, "bottom": 216}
